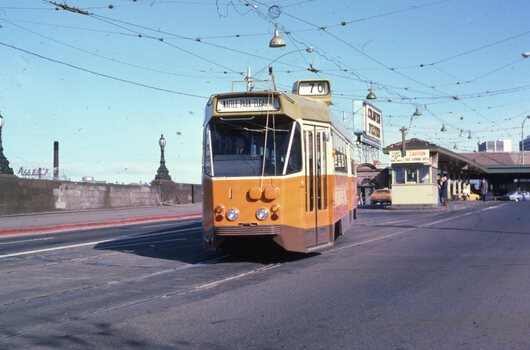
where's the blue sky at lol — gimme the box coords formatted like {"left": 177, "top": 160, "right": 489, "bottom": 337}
{"left": 1, "top": 0, "right": 529, "bottom": 184}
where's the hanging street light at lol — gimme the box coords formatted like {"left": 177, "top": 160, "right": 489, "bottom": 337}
{"left": 269, "top": 23, "right": 286, "bottom": 48}
{"left": 522, "top": 51, "right": 530, "bottom": 58}
{"left": 440, "top": 124, "right": 447, "bottom": 132}
{"left": 412, "top": 107, "right": 422, "bottom": 117}
{"left": 365, "top": 87, "right": 377, "bottom": 100}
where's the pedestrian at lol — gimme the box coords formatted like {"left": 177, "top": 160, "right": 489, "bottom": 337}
{"left": 437, "top": 174, "right": 443, "bottom": 205}
{"left": 480, "top": 177, "right": 488, "bottom": 202}
{"left": 441, "top": 174, "right": 449, "bottom": 206}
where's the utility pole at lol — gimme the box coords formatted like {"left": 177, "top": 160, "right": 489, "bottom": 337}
{"left": 399, "top": 126, "right": 408, "bottom": 157}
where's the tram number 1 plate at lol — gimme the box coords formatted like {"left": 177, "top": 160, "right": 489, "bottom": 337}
{"left": 216, "top": 96, "right": 280, "bottom": 113}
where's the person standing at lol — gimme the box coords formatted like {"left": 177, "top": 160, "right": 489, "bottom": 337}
{"left": 441, "top": 174, "right": 449, "bottom": 206}
{"left": 480, "top": 178, "right": 489, "bottom": 202}
{"left": 437, "top": 174, "right": 443, "bottom": 205}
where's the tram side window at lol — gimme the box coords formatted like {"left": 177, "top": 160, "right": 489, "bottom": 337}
{"left": 285, "top": 124, "right": 302, "bottom": 174}
{"left": 333, "top": 132, "right": 347, "bottom": 173}
{"left": 203, "top": 127, "right": 213, "bottom": 176}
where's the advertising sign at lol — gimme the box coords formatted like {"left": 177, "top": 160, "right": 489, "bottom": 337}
{"left": 389, "top": 149, "right": 430, "bottom": 164}
{"left": 364, "top": 102, "right": 382, "bottom": 146}
{"left": 353, "top": 100, "right": 383, "bottom": 149}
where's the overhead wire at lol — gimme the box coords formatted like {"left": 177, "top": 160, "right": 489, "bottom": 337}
{"left": 0, "top": 41, "right": 209, "bottom": 99}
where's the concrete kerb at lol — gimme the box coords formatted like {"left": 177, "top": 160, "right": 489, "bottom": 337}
{"left": 0, "top": 212, "right": 202, "bottom": 237}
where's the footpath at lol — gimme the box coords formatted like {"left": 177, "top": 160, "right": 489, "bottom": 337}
{"left": 0, "top": 204, "right": 202, "bottom": 236}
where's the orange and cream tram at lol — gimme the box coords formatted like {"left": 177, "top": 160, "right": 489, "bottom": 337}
{"left": 202, "top": 79, "right": 358, "bottom": 253}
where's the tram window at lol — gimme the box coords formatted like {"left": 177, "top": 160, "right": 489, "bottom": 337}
{"left": 203, "top": 127, "right": 213, "bottom": 176}
{"left": 208, "top": 115, "right": 295, "bottom": 177}
{"left": 317, "top": 132, "right": 322, "bottom": 210}
{"left": 285, "top": 124, "right": 302, "bottom": 174}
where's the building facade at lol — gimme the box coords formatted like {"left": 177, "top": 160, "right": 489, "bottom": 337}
{"left": 478, "top": 140, "right": 512, "bottom": 152}
{"left": 519, "top": 136, "right": 530, "bottom": 151}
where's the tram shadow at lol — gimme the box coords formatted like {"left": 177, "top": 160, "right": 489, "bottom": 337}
{"left": 93, "top": 221, "right": 207, "bottom": 264}
{"left": 93, "top": 221, "right": 315, "bottom": 265}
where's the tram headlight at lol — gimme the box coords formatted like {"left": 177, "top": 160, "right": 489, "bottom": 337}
{"left": 226, "top": 208, "right": 239, "bottom": 221}
{"left": 256, "top": 208, "right": 269, "bottom": 221}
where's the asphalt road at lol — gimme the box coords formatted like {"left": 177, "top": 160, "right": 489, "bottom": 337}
{"left": 1, "top": 201, "right": 530, "bottom": 349}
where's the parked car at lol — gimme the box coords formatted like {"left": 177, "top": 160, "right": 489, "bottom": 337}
{"left": 370, "top": 188, "right": 392, "bottom": 205}
{"left": 467, "top": 193, "right": 480, "bottom": 201}
{"left": 501, "top": 190, "right": 530, "bottom": 201}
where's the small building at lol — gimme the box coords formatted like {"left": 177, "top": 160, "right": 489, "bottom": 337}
{"left": 383, "top": 139, "right": 487, "bottom": 207}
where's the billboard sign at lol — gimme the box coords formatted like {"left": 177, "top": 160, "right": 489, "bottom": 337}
{"left": 352, "top": 100, "right": 383, "bottom": 149}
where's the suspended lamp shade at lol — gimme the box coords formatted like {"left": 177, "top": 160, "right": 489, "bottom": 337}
{"left": 441, "top": 124, "right": 447, "bottom": 132}
{"left": 365, "top": 89, "right": 377, "bottom": 100}
{"left": 269, "top": 23, "right": 286, "bottom": 48}
{"left": 412, "top": 107, "right": 422, "bottom": 117}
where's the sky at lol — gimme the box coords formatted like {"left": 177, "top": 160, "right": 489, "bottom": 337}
{"left": 1, "top": 0, "right": 529, "bottom": 184}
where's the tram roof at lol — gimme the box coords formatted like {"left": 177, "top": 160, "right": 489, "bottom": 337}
{"left": 205, "top": 90, "right": 353, "bottom": 142}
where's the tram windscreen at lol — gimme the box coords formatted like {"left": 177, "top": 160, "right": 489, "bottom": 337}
{"left": 206, "top": 115, "right": 302, "bottom": 177}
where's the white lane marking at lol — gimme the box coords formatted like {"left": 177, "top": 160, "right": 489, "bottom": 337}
{"left": 0, "top": 240, "right": 113, "bottom": 259}
{"left": 373, "top": 219, "right": 410, "bottom": 226}
{"left": 0, "top": 237, "right": 55, "bottom": 245}
{"left": 420, "top": 203, "right": 506, "bottom": 228}
{"left": 326, "top": 227, "right": 417, "bottom": 254}
{"left": 0, "top": 228, "right": 202, "bottom": 259}
{"left": 328, "top": 203, "right": 506, "bottom": 254}
{"left": 191, "top": 264, "right": 280, "bottom": 291}
{"left": 101, "top": 237, "right": 187, "bottom": 249}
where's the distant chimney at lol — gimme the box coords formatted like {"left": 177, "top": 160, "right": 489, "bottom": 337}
{"left": 53, "top": 141, "right": 59, "bottom": 180}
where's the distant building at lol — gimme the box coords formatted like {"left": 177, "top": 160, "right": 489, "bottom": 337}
{"left": 478, "top": 140, "right": 512, "bottom": 152}
{"left": 519, "top": 136, "right": 530, "bottom": 151}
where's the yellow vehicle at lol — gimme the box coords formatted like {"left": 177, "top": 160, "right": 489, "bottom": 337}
{"left": 202, "top": 79, "right": 358, "bottom": 253}
{"left": 468, "top": 193, "right": 480, "bottom": 201}
{"left": 369, "top": 188, "right": 392, "bottom": 205}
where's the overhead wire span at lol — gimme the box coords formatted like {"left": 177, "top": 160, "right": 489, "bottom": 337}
{"left": 0, "top": 41, "right": 209, "bottom": 99}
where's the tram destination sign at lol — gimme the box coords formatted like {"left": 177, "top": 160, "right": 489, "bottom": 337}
{"left": 216, "top": 96, "right": 280, "bottom": 113}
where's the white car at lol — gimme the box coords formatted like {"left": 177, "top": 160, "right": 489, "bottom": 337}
{"left": 502, "top": 190, "right": 530, "bottom": 201}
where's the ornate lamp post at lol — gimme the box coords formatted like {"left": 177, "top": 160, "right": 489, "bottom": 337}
{"left": 0, "top": 112, "right": 14, "bottom": 175}
{"left": 155, "top": 134, "right": 171, "bottom": 180}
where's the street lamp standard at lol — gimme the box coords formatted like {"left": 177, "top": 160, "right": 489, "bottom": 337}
{"left": 0, "top": 112, "right": 14, "bottom": 175}
{"left": 155, "top": 134, "right": 172, "bottom": 181}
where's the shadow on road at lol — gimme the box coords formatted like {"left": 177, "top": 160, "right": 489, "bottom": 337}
{"left": 93, "top": 220, "right": 315, "bottom": 265}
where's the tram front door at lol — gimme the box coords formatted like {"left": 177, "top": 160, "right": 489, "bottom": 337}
{"left": 303, "top": 124, "right": 330, "bottom": 249}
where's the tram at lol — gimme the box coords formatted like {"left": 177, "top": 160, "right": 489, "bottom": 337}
{"left": 202, "top": 79, "right": 358, "bottom": 253}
